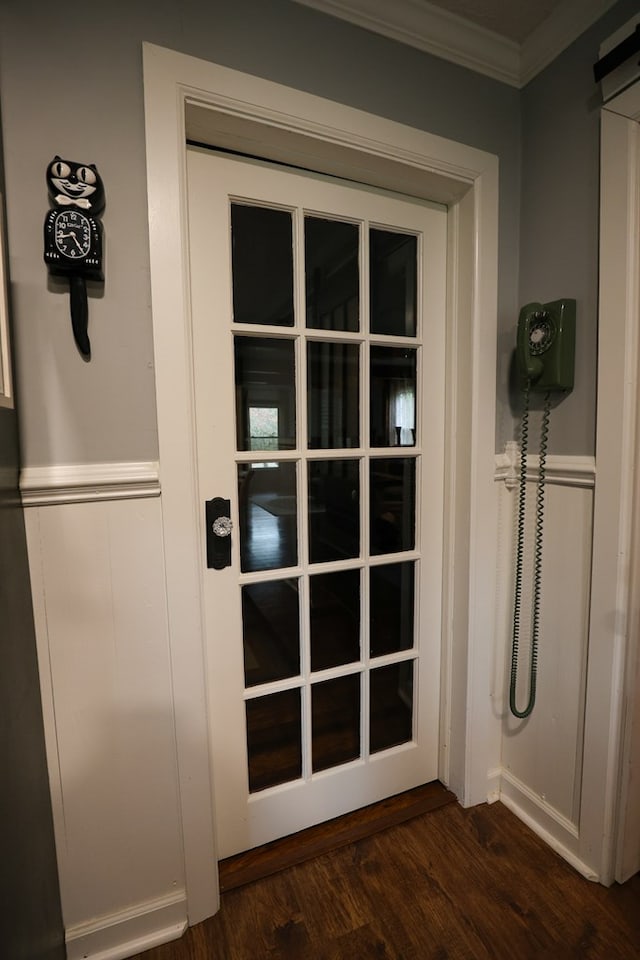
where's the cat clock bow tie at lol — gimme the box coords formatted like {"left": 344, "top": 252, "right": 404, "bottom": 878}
{"left": 54, "top": 194, "right": 93, "bottom": 209}
{"left": 43, "top": 156, "right": 105, "bottom": 358}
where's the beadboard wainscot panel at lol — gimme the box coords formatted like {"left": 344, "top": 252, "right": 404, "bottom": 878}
{"left": 494, "top": 448, "right": 596, "bottom": 879}
{"left": 23, "top": 462, "right": 187, "bottom": 960}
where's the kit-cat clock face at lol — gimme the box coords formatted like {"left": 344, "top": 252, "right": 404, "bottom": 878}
{"left": 54, "top": 210, "right": 91, "bottom": 259}
{"left": 44, "top": 156, "right": 104, "bottom": 278}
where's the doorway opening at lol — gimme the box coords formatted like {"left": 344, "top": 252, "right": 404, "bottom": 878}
{"left": 143, "top": 41, "right": 499, "bottom": 920}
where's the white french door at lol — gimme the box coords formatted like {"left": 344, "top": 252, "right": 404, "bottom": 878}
{"left": 187, "top": 145, "right": 447, "bottom": 859}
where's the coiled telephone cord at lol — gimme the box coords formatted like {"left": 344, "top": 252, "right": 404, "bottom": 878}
{"left": 509, "top": 384, "right": 551, "bottom": 719}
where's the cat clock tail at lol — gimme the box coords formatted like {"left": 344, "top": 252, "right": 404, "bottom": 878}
{"left": 69, "top": 274, "right": 90, "bottom": 358}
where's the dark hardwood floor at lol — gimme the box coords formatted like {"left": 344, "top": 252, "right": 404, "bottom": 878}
{"left": 131, "top": 800, "right": 640, "bottom": 959}
{"left": 219, "top": 782, "right": 456, "bottom": 892}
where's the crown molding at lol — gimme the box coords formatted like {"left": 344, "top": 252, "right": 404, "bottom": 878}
{"left": 520, "top": 0, "right": 619, "bottom": 87}
{"left": 292, "top": 0, "right": 618, "bottom": 88}
{"left": 292, "top": 0, "right": 520, "bottom": 86}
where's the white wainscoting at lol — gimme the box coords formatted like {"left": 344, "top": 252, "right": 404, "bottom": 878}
{"left": 23, "top": 463, "right": 187, "bottom": 960}
{"left": 22, "top": 452, "right": 599, "bottom": 959}
{"left": 494, "top": 447, "right": 597, "bottom": 879}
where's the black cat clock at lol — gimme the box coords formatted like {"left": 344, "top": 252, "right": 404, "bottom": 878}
{"left": 43, "top": 156, "right": 105, "bottom": 357}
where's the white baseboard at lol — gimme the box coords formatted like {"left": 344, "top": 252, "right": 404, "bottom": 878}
{"left": 486, "top": 766, "right": 501, "bottom": 803}
{"left": 65, "top": 890, "right": 187, "bottom": 960}
{"left": 498, "top": 769, "right": 598, "bottom": 882}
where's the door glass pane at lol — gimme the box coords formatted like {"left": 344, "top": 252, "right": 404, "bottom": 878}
{"left": 370, "top": 458, "right": 416, "bottom": 555}
{"left": 312, "top": 674, "right": 360, "bottom": 772}
{"left": 242, "top": 579, "right": 300, "bottom": 687}
{"left": 235, "top": 337, "right": 296, "bottom": 450}
{"left": 370, "top": 228, "right": 417, "bottom": 336}
{"left": 238, "top": 461, "right": 297, "bottom": 572}
{"left": 310, "top": 569, "right": 360, "bottom": 671}
{"left": 308, "top": 459, "right": 360, "bottom": 563}
{"left": 308, "top": 342, "right": 359, "bottom": 449}
{"left": 305, "top": 216, "right": 359, "bottom": 331}
{"left": 246, "top": 688, "right": 302, "bottom": 792}
{"left": 370, "top": 347, "right": 417, "bottom": 448}
{"left": 370, "top": 661, "right": 414, "bottom": 753}
{"left": 231, "top": 204, "right": 294, "bottom": 326}
{"left": 370, "top": 562, "right": 415, "bottom": 657}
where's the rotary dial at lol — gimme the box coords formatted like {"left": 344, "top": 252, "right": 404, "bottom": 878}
{"left": 528, "top": 312, "right": 554, "bottom": 355}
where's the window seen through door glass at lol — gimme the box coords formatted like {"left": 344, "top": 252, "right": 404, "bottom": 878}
{"left": 370, "top": 661, "right": 414, "bottom": 753}
{"left": 370, "top": 562, "right": 415, "bottom": 657}
{"left": 309, "top": 568, "right": 360, "bottom": 672}
{"left": 370, "top": 458, "right": 416, "bottom": 555}
{"left": 305, "top": 216, "right": 359, "bottom": 331}
{"left": 308, "top": 459, "right": 360, "bottom": 563}
{"left": 312, "top": 673, "right": 360, "bottom": 772}
{"left": 238, "top": 461, "right": 298, "bottom": 572}
{"left": 370, "top": 228, "right": 417, "bottom": 337}
{"left": 231, "top": 204, "right": 294, "bottom": 326}
{"left": 234, "top": 337, "right": 296, "bottom": 450}
{"left": 307, "top": 341, "right": 359, "bottom": 449}
{"left": 246, "top": 688, "right": 302, "bottom": 792}
{"left": 242, "top": 579, "right": 300, "bottom": 687}
{"left": 370, "top": 346, "right": 417, "bottom": 447}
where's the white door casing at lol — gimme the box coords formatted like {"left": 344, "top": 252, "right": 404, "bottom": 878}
{"left": 590, "top": 82, "right": 640, "bottom": 884}
{"left": 143, "top": 42, "right": 499, "bottom": 922}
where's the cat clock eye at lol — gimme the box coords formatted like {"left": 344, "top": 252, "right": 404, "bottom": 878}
{"left": 43, "top": 155, "right": 105, "bottom": 358}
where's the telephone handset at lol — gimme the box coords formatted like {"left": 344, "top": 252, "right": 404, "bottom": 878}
{"left": 510, "top": 299, "right": 576, "bottom": 719}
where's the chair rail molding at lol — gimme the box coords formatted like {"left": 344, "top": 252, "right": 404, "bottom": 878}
{"left": 20, "top": 460, "right": 160, "bottom": 506}
{"left": 495, "top": 444, "right": 596, "bottom": 489}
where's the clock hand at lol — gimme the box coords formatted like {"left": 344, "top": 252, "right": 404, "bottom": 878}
{"left": 57, "top": 229, "right": 84, "bottom": 250}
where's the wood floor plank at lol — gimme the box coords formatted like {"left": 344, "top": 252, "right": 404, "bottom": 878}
{"left": 219, "top": 780, "right": 456, "bottom": 891}
{"left": 130, "top": 801, "right": 640, "bottom": 960}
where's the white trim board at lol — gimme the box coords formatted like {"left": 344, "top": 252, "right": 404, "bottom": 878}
{"left": 0, "top": 200, "right": 14, "bottom": 409}
{"left": 291, "top": 0, "right": 619, "bottom": 88}
{"left": 17, "top": 451, "right": 595, "bottom": 506}
{"left": 499, "top": 770, "right": 597, "bottom": 883}
{"left": 65, "top": 890, "right": 187, "bottom": 960}
{"left": 590, "top": 87, "right": 640, "bottom": 884}
{"left": 143, "top": 41, "right": 499, "bottom": 925}
{"left": 20, "top": 461, "right": 160, "bottom": 505}
{"left": 494, "top": 447, "right": 596, "bottom": 489}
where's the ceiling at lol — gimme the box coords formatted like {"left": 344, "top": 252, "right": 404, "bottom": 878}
{"left": 424, "top": 0, "right": 569, "bottom": 45}
{"left": 292, "top": 0, "right": 620, "bottom": 86}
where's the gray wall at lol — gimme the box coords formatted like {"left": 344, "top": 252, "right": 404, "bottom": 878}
{"left": 0, "top": 0, "right": 519, "bottom": 467}
{"left": 0, "top": 0, "right": 636, "bottom": 467}
{"left": 517, "top": 0, "right": 640, "bottom": 455}
{"left": 0, "top": 411, "right": 65, "bottom": 960}
{"left": 0, "top": 134, "right": 65, "bottom": 958}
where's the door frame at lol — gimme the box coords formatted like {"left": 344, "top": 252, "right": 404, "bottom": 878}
{"left": 589, "top": 85, "right": 640, "bottom": 884}
{"left": 142, "top": 41, "right": 499, "bottom": 923}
